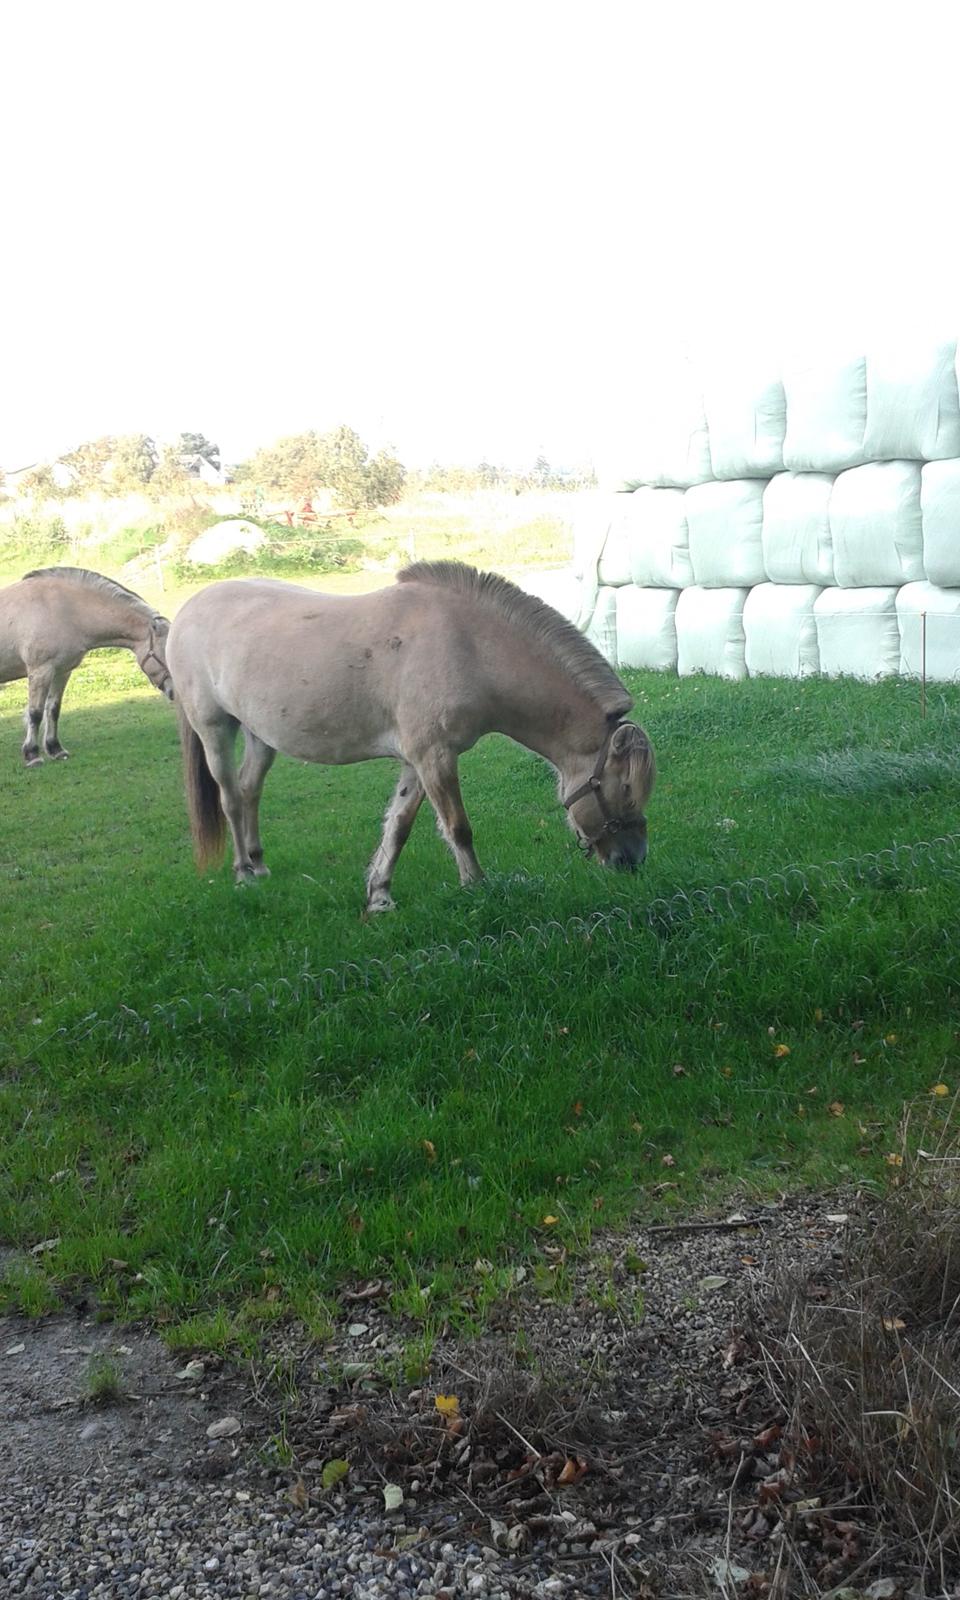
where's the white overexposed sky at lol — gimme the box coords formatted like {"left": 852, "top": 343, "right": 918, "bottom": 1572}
{"left": 2, "top": 0, "right": 959, "bottom": 472}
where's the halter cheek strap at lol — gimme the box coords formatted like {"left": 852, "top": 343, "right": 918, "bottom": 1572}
{"left": 561, "top": 722, "right": 627, "bottom": 838}
{"left": 140, "top": 620, "right": 173, "bottom": 696}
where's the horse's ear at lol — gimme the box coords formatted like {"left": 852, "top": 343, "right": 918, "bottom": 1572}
{"left": 611, "top": 721, "right": 646, "bottom": 756}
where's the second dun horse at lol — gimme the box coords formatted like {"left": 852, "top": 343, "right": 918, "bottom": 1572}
{"left": 0, "top": 567, "right": 173, "bottom": 764}
{"left": 166, "top": 561, "right": 655, "bottom": 911}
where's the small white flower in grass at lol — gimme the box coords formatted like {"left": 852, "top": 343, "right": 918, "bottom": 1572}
{"left": 715, "top": 817, "right": 737, "bottom": 830}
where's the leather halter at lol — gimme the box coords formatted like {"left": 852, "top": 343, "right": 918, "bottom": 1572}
{"left": 140, "top": 620, "right": 173, "bottom": 696}
{"left": 561, "top": 722, "right": 628, "bottom": 840}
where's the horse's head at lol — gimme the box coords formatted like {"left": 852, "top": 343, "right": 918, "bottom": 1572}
{"left": 136, "top": 616, "right": 175, "bottom": 700}
{"left": 562, "top": 720, "right": 656, "bottom": 870}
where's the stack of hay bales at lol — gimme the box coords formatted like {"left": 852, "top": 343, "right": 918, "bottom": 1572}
{"left": 567, "top": 340, "right": 960, "bottom": 681}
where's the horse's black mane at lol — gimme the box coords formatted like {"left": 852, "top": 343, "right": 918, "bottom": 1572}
{"left": 24, "top": 566, "right": 161, "bottom": 620}
{"left": 397, "top": 559, "right": 631, "bottom": 717}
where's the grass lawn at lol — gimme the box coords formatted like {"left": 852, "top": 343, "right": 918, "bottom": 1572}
{"left": 2, "top": 646, "right": 959, "bottom": 1341}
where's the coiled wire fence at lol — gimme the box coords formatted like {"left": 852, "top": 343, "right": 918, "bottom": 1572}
{"left": 57, "top": 829, "right": 960, "bottom": 1047}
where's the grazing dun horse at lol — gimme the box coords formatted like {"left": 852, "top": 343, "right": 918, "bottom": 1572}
{"left": 166, "top": 561, "right": 655, "bottom": 910}
{"left": 0, "top": 567, "right": 173, "bottom": 765}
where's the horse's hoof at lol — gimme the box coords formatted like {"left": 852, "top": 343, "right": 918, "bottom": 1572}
{"left": 251, "top": 863, "right": 271, "bottom": 878}
{"left": 24, "top": 754, "right": 44, "bottom": 768}
{"left": 49, "top": 748, "right": 70, "bottom": 761}
{"left": 365, "top": 891, "right": 396, "bottom": 915}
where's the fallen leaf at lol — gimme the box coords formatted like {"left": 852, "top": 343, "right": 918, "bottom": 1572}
{"left": 321, "top": 1458, "right": 350, "bottom": 1490}
{"left": 347, "top": 1322, "right": 369, "bottom": 1338}
{"left": 340, "top": 1273, "right": 385, "bottom": 1299}
{"left": 288, "top": 1476, "right": 309, "bottom": 1510}
{"left": 711, "top": 1557, "right": 752, "bottom": 1587}
{"left": 5, "top": 1343, "right": 26, "bottom": 1356}
{"left": 422, "top": 1139, "right": 436, "bottom": 1161}
{"left": 883, "top": 1316, "right": 906, "bottom": 1332}
{"left": 828, "top": 1101, "right": 845, "bottom": 1117}
{"left": 557, "top": 1456, "right": 588, "bottom": 1485}
{"left": 773, "top": 1043, "right": 790, "bottom": 1058}
{"left": 30, "top": 1237, "right": 60, "bottom": 1256}
{"left": 382, "top": 1483, "right": 404, "bottom": 1510}
{"left": 699, "top": 1275, "right": 730, "bottom": 1292}
{"left": 175, "top": 1359, "right": 205, "bottom": 1381}
{"left": 660, "top": 1153, "right": 676, "bottom": 1168}
{"left": 885, "top": 1152, "right": 904, "bottom": 1167}
{"left": 542, "top": 1215, "right": 559, "bottom": 1226}
{"left": 931, "top": 1083, "right": 950, "bottom": 1097}
{"left": 825, "top": 1213, "right": 849, "bottom": 1224}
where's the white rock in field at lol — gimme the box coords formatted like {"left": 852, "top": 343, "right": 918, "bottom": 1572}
{"left": 188, "top": 520, "right": 265, "bottom": 564}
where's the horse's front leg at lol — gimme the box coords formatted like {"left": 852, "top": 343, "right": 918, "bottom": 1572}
{"left": 22, "top": 668, "right": 54, "bottom": 766}
{"left": 42, "top": 667, "right": 73, "bottom": 760}
{"left": 416, "top": 747, "right": 484, "bottom": 888}
{"left": 365, "top": 762, "right": 425, "bottom": 913}
{"left": 238, "top": 728, "right": 276, "bottom": 877}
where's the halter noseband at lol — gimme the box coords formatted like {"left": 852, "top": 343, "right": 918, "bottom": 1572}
{"left": 562, "top": 722, "right": 629, "bottom": 842}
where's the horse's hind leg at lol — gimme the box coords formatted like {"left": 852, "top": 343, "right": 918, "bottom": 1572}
{"left": 196, "top": 719, "right": 255, "bottom": 880}
{"left": 238, "top": 728, "right": 276, "bottom": 877}
{"left": 42, "top": 667, "right": 73, "bottom": 759}
{"left": 416, "top": 748, "right": 484, "bottom": 889}
{"left": 365, "top": 762, "right": 425, "bottom": 913}
{"left": 22, "top": 667, "right": 54, "bottom": 766}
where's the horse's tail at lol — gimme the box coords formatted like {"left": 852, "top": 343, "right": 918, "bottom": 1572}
{"left": 178, "top": 709, "right": 225, "bottom": 869}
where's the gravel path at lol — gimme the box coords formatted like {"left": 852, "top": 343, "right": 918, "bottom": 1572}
{"left": 4, "top": 1192, "right": 915, "bottom": 1599}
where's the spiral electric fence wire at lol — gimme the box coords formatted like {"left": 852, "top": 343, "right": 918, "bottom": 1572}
{"left": 53, "top": 830, "right": 960, "bottom": 1046}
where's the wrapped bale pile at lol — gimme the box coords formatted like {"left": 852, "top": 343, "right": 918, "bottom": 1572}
{"left": 567, "top": 338, "right": 960, "bottom": 681}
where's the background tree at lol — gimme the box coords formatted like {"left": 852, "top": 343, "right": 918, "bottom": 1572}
{"left": 62, "top": 436, "right": 115, "bottom": 491}
{"left": 365, "top": 447, "right": 406, "bottom": 507}
{"left": 178, "top": 432, "right": 220, "bottom": 469}
{"left": 240, "top": 425, "right": 406, "bottom": 510}
{"left": 110, "top": 434, "right": 159, "bottom": 490}
{"left": 148, "top": 444, "right": 193, "bottom": 496}
{"left": 16, "top": 463, "right": 63, "bottom": 500}
{"left": 242, "top": 432, "right": 323, "bottom": 499}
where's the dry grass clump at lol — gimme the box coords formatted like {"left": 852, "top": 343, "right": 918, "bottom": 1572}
{"left": 761, "top": 1097, "right": 960, "bottom": 1592}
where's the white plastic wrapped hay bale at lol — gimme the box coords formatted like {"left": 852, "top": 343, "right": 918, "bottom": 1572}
{"left": 685, "top": 479, "right": 766, "bottom": 587}
{"left": 863, "top": 338, "right": 960, "bottom": 461}
{"left": 568, "top": 494, "right": 615, "bottom": 628}
{"left": 584, "top": 584, "right": 618, "bottom": 664}
{"left": 702, "top": 365, "right": 786, "bottom": 480}
{"left": 762, "top": 471, "right": 835, "bottom": 585}
{"left": 615, "top": 585, "right": 679, "bottom": 672}
{"left": 782, "top": 351, "right": 867, "bottom": 473}
{"left": 596, "top": 498, "right": 634, "bottom": 587}
{"left": 518, "top": 568, "right": 582, "bottom": 624}
{"left": 896, "top": 582, "right": 960, "bottom": 681}
{"left": 814, "top": 587, "right": 900, "bottom": 678}
{"left": 921, "top": 459, "right": 960, "bottom": 587}
{"left": 830, "top": 461, "right": 924, "bottom": 587}
{"left": 675, "top": 586, "right": 748, "bottom": 679}
{"left": 625, "top": 487, "right": 693, "bottom": 588}
{"left": 743, "top": 583, "right": 822, "bottom": 678}
{"left": 594, "top": 362, "right": 713, "bottom": 489}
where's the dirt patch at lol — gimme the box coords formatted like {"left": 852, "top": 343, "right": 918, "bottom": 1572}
{"left": 1, "top": 1302, "right": 252, "bottom": 1487}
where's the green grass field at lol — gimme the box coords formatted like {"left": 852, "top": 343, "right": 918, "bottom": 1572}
{"left": 2, "top": 649, "right": 959, "bottom": 1342}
